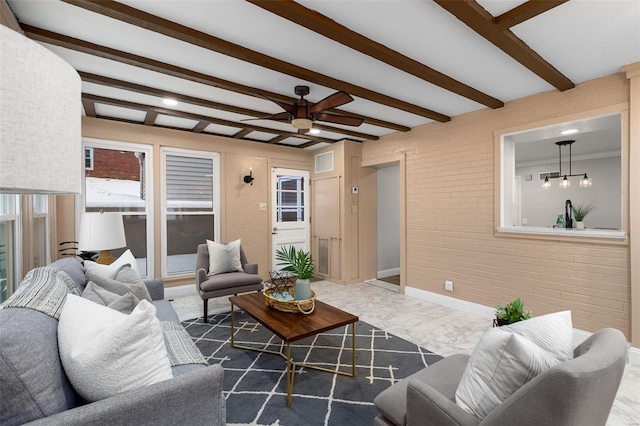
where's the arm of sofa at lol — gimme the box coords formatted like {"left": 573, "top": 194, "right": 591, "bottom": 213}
{"left": 143, "top": 278, "right": 164, "bottom": 301}
{"left": 243, "top": 262, "right": 258, "bottom": 275}
{"left": 406, "top": 379, "right": 479, "bottom": 426}
{"left": 26, "top": 365, "right": 225, "bottom": 426}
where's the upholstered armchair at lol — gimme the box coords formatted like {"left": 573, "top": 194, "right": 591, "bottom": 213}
{"left": 195, "top": 243, "right": 263, "bottom": 322}
{"left": 374, "top": 328, "right": 627, "bottom": 426}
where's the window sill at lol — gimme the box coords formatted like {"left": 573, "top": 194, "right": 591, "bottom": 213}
{"left": 497, "top": 226, "right": 627, "bottom": 240}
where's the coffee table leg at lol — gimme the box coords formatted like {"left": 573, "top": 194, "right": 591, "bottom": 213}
{"left": 352, "top": 322, "right": 356, "bottom": 377}
{"left": 230, "top": 303, "right": 235, "bottom": 348}
{"left": 286, "top": 343, "right": 295, "bottom": 408}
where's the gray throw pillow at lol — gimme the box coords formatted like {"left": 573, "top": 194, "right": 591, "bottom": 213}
{"left": 82, "top": 282, "right": 140, "bottom": 314}
{"left": 86, "top": 265, "right": 152, "bottom": 303}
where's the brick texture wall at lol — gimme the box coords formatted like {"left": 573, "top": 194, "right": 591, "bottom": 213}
{"left": 363, "top": 73, "right": 631, "bottom": 338}
{"left": 86, "top": 148, "right": 140, "bottom": 181}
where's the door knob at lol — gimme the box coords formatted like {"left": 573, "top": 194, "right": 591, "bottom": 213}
{"left": 272, "top": 226, "right": 278, "bottom": 235}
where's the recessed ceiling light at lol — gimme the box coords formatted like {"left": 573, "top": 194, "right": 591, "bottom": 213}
{"left": 308, "top": 128, "right": 320, "bottom": 135}
{"left": 162, "top": 98, "right": 178, "bottom": 106}
{"left": 560, "top": 128, "right": 579, "bottom": 135}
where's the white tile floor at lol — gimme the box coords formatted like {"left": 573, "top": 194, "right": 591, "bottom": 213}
{"left": 170, "top": 279, "right": 640, "bottom": 426}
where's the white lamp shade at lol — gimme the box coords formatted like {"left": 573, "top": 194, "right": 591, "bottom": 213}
{"left": 78, "top": 213, "right": 127, "bottom": 251}
{"left": 0, "top": 26, "right": 82, "bottom": 194}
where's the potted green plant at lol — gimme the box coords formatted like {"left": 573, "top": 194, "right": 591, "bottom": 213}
{"left": 275, "top": 246, "right": 315, "bottom": 301}
{"left": 572, "top": 201, "right": 596, "bottom": 230}
{"left": 494, "top": 297, "right": 532, "bottom": 326}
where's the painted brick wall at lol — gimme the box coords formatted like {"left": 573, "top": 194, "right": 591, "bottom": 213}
{"left": 362, "top": 73, "right": 631, "bottom": 337}
{"left": 87, "top": 148, "right": 140, "bottom": 181}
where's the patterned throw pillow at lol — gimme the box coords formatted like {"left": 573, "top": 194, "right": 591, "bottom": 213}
{"left": 206, "top": 239, "right": 243, "bottom": 276}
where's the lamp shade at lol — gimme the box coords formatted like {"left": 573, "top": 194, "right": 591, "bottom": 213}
{"left": 78, "top": 213, "right": 127, "bottom": 252}
{"left": 0, "top": 26, "right": 82, "bottom": 194}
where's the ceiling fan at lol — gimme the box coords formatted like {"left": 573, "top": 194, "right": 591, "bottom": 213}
{"left": 250, "top": 85, "right": 364, "bottom": 133}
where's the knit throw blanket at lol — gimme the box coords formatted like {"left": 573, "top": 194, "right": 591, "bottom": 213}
{"left": 0, "top": 267, "right": 80, "bottom": 318}
{"left": 161, "top": 322, "right": 208, "bottom": 366}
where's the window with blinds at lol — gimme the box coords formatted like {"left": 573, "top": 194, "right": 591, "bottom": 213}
{"left": 165, "top": 155, "right": 214, "bottom": 211}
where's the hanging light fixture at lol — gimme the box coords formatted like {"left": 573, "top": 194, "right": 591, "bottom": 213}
{"left": 540, "top": 140, "right": 593, "bottom": 189}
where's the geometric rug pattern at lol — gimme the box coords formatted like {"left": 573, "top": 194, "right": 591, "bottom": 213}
{"left": 182, "top": 311, "right": 443, "bottom": 426}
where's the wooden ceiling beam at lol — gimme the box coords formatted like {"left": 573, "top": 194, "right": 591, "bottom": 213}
{"left": 0, "top": 0, "right": 23, "bottom": 34}
{"left": 268, "top": 135, "right": 288, "bottom": 144}
{"left": 233, "top": 128, "right": 253, "bottom": 139}
{"left": 494, "top": 1, "right": 568, "bottom": 30}
{"left": 82, "top": 99, "right": 96, "bottom": 117}
{"left": 62, "top": 0, "right": 450, "bottom": 122}
{"left": 81, "top": 93, "right": 339, "bottom": 145}
{"left": 79, "top": 72, "right": 379, "bottom": 140}
{"left": 434, "top": 0, "right": 574, "bottom": 91}
{"left": 247, "top": 0, "right": 503, "bottom": 109}
{"left": 143, "top": 111, "right": 157, "bottom": 126}
{"left": 192, "top": 121, "right": 210, "bottom": 133}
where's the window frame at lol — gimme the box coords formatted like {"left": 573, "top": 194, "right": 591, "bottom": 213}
{"left": 494, "top": 104, "right": 629, "bottom": 243}
{"left": 0, "top": 194, "right": 21, "bottom": 301}
{"left": 160, "top": 147, "right": 220, "bottom": 278}
{"left": 81, "top": 138, "right": 154, "bottom": 276}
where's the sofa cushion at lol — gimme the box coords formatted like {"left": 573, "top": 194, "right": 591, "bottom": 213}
{"left": 207, "top": 239, "right": 243, "bottom": 275}
{"left": 0, "top": 308, "right": 77, "bottom": 426}
{"left": 82, "top": 282, "right": 140, "bottom": 314}
{"left": 374, "top": 354, "right": 469, "bottom": 426}
{"left": 200, "top": 271, "right": 263, "bottom": 292}
{"left": 48, "top": 257, "right": 87, "bottom": 292}
{"left": 87, "top": 265, "right": 152, "bottom": 302}
{"left": 455, "top": 311, "right": 573, "bottom": 419}
{"left": 58, "top": 295, "right": 173, "bottom": 402}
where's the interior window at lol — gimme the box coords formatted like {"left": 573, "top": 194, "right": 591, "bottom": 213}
{"left": 499, "top": 112, "right": 623, "bottom": 236}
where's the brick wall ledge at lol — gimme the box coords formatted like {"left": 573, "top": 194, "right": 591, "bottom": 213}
{"left": 497, "top": 226, "right": 626, "bottom": 239}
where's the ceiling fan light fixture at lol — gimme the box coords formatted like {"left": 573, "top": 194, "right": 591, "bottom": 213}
{"left": 291, "top": 118, "right": 312, "bottom": 130}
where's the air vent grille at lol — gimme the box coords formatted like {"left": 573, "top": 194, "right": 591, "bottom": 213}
{"left": 315, "top": 152, "right": 334, "bottom": 173}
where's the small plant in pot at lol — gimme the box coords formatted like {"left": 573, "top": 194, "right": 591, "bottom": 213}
{"left": 494, "top": 297, "right": 532, "bottom": 326}
{"left": 275, "top": 246, "right": 315, "bottom": 301}
{"left": 572, "top": 201, "right": 596, "bottom": 230}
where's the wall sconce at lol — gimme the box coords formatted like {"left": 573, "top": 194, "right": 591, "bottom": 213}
{"left": 243, "top": 167, "right": 254, "bottom": 185}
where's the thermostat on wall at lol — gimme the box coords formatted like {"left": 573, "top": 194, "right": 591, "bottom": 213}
{"left": 351, "top": 186, "right": 359, "bottom": 194}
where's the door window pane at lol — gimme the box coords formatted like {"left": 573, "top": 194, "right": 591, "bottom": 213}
{"left": 276, "top": 175, "right": 304, "bottom": 222}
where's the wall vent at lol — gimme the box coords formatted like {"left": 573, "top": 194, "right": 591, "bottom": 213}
{"left": 539, "top": 171, "right": 560, "bottom": 180}
{"left": 315, "top": 152, "right": 334, "bottom": 173}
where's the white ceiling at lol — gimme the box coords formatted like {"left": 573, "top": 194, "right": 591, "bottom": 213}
{"left": 7, "top": 0, "right": 640, "bottom": 149}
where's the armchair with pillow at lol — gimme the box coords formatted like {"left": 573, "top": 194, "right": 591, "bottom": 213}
{"left": 373, "top": 311, "right": 627, "bottom": 426}
{"left": 196, "top": 240, "right": 263, "bottom": 322}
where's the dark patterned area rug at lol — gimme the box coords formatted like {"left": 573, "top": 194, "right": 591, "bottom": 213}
{"left": 182, "top": 310, "right": 443, "bottom": 426}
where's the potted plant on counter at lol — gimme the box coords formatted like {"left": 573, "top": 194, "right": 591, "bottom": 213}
{"left": 572, "top": 201, "right": 596, "bottom": 230}
{"left": 275, "top": 246, "right": 315, "bottom": 301}
{"left": 494, "top": 297, "right": 532, "bottom": 326}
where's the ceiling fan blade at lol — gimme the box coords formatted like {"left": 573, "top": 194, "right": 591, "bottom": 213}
{"left": 241, "top": 112, "right": 291, "bottom": 122}
{"left": 313, "top": 112, "right": 364, "bottom": 127}
{"left": 309, "top": 91, "right": 354, "bottom": 113}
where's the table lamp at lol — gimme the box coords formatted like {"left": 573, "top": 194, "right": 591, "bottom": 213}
{"left": 78, "top": 212, "right": 127, "bottom": 264}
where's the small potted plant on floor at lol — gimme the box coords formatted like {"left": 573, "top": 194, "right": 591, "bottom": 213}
{"left": 275, "top": 246, "right": 315, "bottom": 301}
{"left": 494, "top": 297, "right": 532, "bottom": 326}
{"left": 572, "top": 201, "right": 596, "bottom": 230}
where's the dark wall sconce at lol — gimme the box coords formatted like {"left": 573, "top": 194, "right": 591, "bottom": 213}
{"left": 243, "top": 167, "right": 254, "bottom": 185}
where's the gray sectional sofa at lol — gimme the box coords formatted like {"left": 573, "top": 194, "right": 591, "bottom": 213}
{"left": 0, "top": 257, "right": 226, "bottom": 426}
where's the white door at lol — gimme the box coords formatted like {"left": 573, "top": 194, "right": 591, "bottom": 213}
{"left": 271, "top": 168, "right": 310, "bottom": 271}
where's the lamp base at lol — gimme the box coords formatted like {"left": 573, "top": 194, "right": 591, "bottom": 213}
{"left": 96, "top": 250, "right": 115, "bottom": 265}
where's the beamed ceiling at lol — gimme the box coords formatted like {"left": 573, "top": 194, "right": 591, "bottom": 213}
{"left": 5, "top": 0, "right": 640, "bottom": 149}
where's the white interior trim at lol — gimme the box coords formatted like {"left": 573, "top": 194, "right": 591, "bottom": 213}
{"left": 377, "top": 267, "right": 400, "bottom": 279}
{"left": 497, "top": 226, "right": 626, "bottom": 239}
{"left": 405, "top": 286, "right": 639, "bottom": 366}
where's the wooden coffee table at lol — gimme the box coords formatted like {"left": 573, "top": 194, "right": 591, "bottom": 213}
{"left": 229, "top": 292, "right": 359, "bottom": 407}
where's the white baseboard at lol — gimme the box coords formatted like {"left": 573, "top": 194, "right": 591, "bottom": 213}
{"left": 164, "top": 284, "right": 198, "bottom": 298}
{"left": 404, "top": 286, "right": 639, "bottom": 366}
{"left": 377, "top": 267, "right": 400, "bottom": 279}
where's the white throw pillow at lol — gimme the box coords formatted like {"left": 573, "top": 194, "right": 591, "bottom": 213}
{"left": 206, "top": 239, "right": 243, "bottom": 276}
{"left": 58, "top": 295, "right": 173, "bottom": 402}
{"left": 455, "top": 311, "right": 573, "bottom": 419}
{"left": 84, "top": 249, "right": 140, "bottom": 278}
